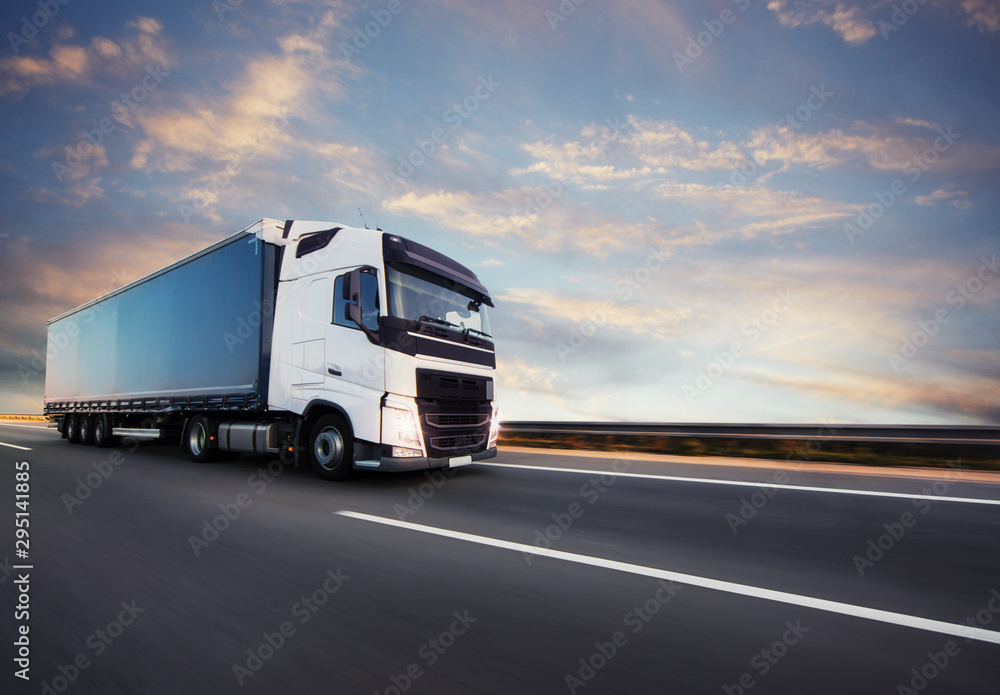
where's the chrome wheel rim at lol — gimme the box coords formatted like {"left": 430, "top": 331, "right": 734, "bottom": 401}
{"left": 189, "top": 423, "right": 207, "bottom": 456}
{"left": 314, "top": 427, "right": 344, "bottom": 470}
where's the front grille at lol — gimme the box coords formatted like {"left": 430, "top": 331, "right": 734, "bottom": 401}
{"left": 430, "top": 434, "right": 487, "bottom": 452}
{"left": 417, "top": 369, "right": 491, "bottom": 401}
{"left": 426, "top": 413, "right": 490, "bottom": 428}
{"left": 415, "top": 369, "right": 493, "bottom": 458}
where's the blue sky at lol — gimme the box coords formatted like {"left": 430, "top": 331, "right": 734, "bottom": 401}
{"left": 0, "top": 0, "right": 998, "bottom": 423}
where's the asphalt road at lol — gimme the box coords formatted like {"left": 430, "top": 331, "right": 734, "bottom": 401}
{"left": 1, "top": 421, "right": 999, "bottom": 694}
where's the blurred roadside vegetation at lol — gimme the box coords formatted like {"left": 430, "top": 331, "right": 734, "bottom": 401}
{"left": 498, "top": 431, "right": 999, "bottom": 472}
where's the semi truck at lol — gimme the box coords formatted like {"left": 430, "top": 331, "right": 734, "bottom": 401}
{"left": 44, "top": 218, "right": 499, "bottom": 480}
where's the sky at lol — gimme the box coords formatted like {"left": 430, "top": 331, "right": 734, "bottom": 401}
{"left": 0, "top": 0, "right": 998, "bottom": 424}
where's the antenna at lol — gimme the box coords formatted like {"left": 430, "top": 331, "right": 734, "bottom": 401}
{"left": 358, "top": 207, "right": 369, "bottom": 229}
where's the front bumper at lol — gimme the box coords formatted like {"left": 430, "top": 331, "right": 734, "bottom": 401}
{"left": 374, "top": 446, "right": 497, "bottom": 473}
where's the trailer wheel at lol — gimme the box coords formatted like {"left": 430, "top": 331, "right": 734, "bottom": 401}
{"left": 308, "top": 414, "right": 353, "bottom": 481}
{"left": 78, "top": 415, "right": 94, "bottom": 446}
{"left": 185, "top": 416, "right": 219, "bottom": 463}
{"left": 93, "top": 415, "right": 116, "bottom": 448}
{"left": 65, "top": 415, "right": 80, "bottom": 444}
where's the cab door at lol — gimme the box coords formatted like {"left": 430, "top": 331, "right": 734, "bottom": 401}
{"left": 323, "top": 267, "right": 384, "bottom": 444}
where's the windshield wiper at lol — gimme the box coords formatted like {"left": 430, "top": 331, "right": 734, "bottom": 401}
{"left": 463, "top": 327, "right": 492, "bottom": 339}
{"left": 416, "top": 315, "right": 461, "bottom": 332}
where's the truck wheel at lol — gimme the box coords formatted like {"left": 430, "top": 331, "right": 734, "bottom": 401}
{"left": 65, "top": 415, "right": 80, "bottom": 444}
{"left": 78, "top": 415, "right": 94, "bottom": 445}
{"left": 93, "top": 415, "right": 116, "bottom": 448}
{"left": 308, "top": 414, "right": 353, "bottom": 481}
{"left": 185, "top": 416, "right": 219, "bottom": 463}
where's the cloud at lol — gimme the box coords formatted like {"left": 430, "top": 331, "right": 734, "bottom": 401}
{"left": 746, "top": 367, "right": 1000, "bottom": 422}
{"left": 746, "top": 122, "right": 919, "bottom": 170}
{"left": 962, "top": 0, "right": 1000, "bottom": 31}
{"left": 426, "top": 0, "right": 689, "bottom": 48}
{"left": 624, "top": 118, "right": 746, "bottom": 171}
{"left": 766, "top": 0, "right": 1000, "bottom": 44}
{"left": 29, "top": 176, "right": 106, "bottom": 207}
{"left": 516, "top": 117, "right": 1000, "bottom": 191}
{"left": 514, "top": 117, "right": 746, "bottom": 185}
{"left": 499, "top": 287, "right": 691, "bottom": 342}
{"left": 313, "top": 142, "right": 387, "bottom": 193}
{"left": 0, "top": 224, "right": 221, "bottom": 361}
{"left": 0, "top": 17, "right": 169, "bottom": 96}
{"left": 746, "top": 121, "right": 1000, "bottom": 175}
{"left": 766, "top": 0, "right": 878, "bottom": 43}
{"left": 913, "top": 187, "right": 973, "bottom": 209}
{"left": 382, "top": 187, "right": 655, "bottom": 256}
{"left": 495, "top": 356, "right": 559, "bottom": 397}
{"left": 652, "top": 182, "right": 860, "bottom": 244}
{"left": 126, "top": 9, "right": 364, "bottom": 219}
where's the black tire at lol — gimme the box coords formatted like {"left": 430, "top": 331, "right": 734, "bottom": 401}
{"left": 308, "top": 414, "right": 354, "bottom": 481}
{"left": 78, "top": 414, "right": 94, "bottom": 446}
{"left": 65, "top": 414, "right": 80, "bottom": 444}
{"left": 93, "top": 414, "right": 116, "bottom": 448}
{"left": 184, "top": 415, "right": 219, "bottom": 463}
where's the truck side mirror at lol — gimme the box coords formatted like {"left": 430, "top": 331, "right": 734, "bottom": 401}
{"left": 348, "top": 269, "right": 363, "bottom": 327}
{"left": 347, "top": 268, "right": 380, "bottom": 345}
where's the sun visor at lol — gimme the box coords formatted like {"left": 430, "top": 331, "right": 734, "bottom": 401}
{"left": 382, "top": 233, "right": 494, "bottom": 306}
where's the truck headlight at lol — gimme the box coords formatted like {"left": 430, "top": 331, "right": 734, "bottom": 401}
{"left": 488, "top": 402, "right": 500, "bottom": 449}
{"left": 383, "top": 404, "right": 423, "bottom": 451}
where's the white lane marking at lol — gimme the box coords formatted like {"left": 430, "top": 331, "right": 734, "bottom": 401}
{"left": 336, "top": 511, "right": 1000, "bottom": 645}
{"left": 475, "top": 462, "right": 1000, "bottom": 506}
{"left": 0, "top": 441, "right": 32, "bottom": 451}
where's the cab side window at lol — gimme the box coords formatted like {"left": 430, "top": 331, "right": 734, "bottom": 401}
{"left": 333, "top": 271, "right": 380, "bottom": 331}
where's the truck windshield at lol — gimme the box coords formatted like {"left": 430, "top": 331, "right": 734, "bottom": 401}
{"left": 386, "top": 264, "right": 492, "bottom": 337}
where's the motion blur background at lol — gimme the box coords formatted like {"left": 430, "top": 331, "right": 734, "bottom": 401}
{"left": 1, "top": 0, "right": 998, "bottom": 423}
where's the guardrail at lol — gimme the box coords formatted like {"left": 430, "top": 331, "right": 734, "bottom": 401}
{"left": 500, "top": 422, "right": 1000, "bottom": 446}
